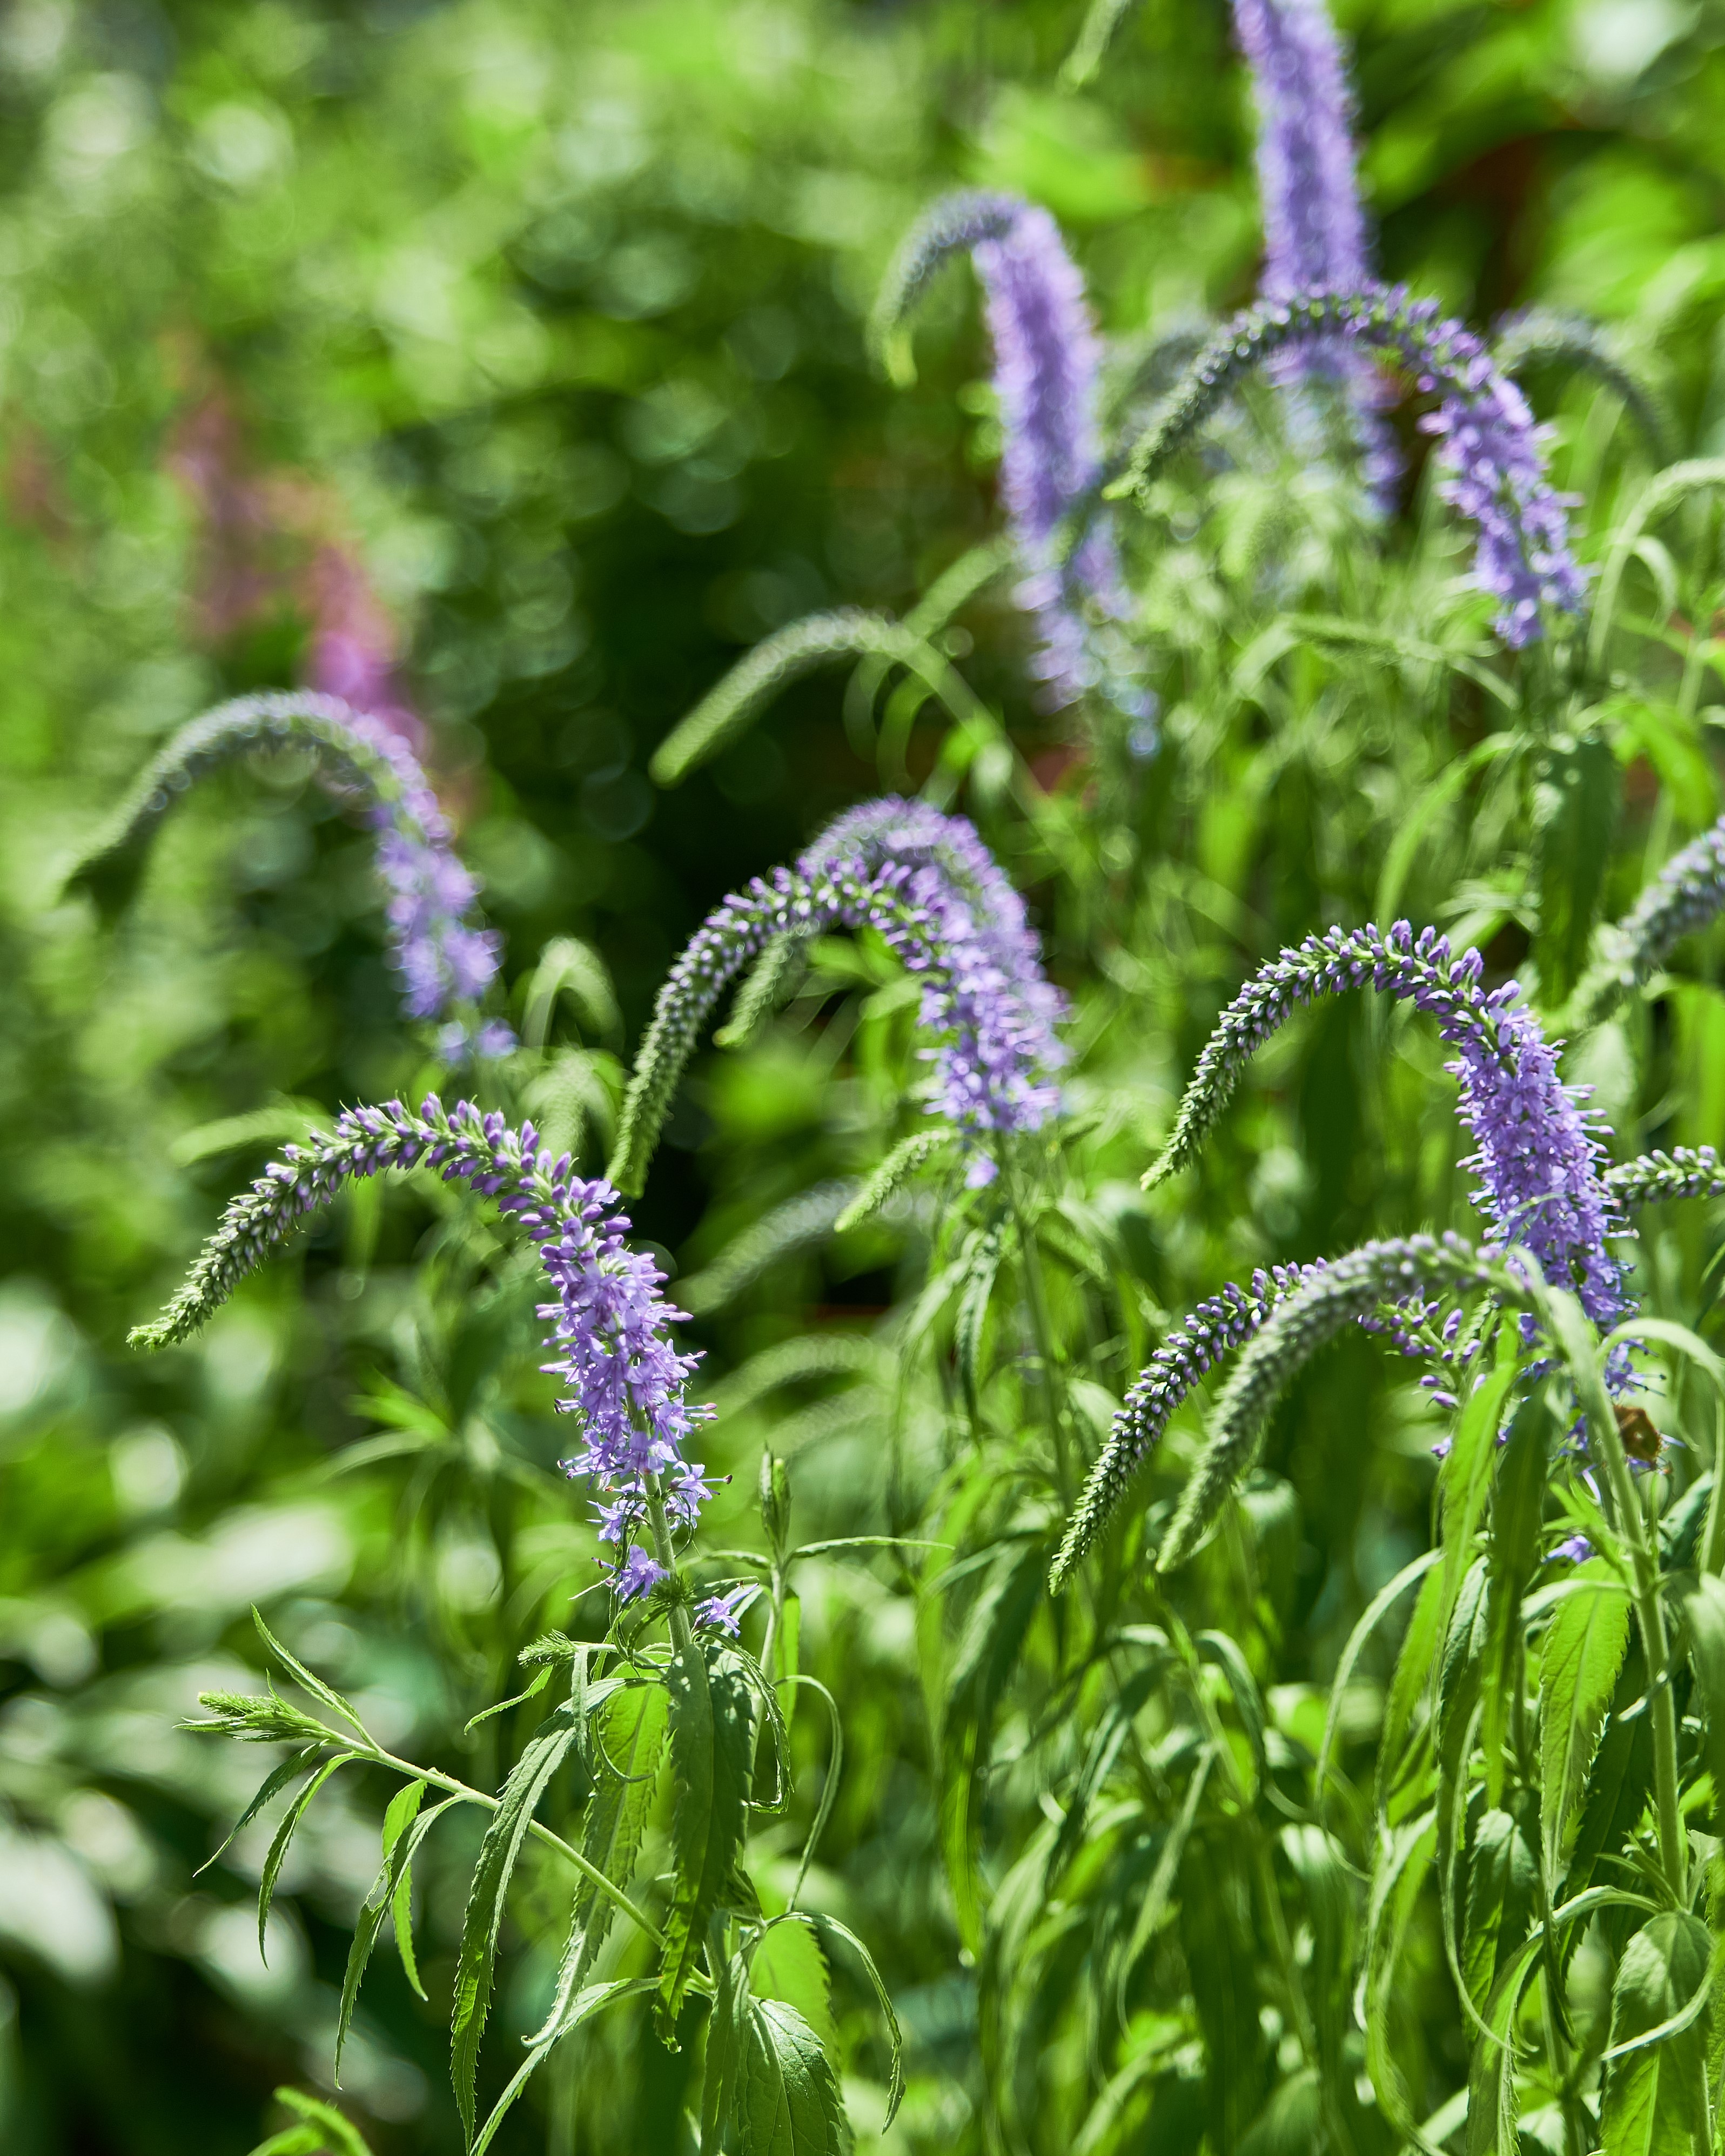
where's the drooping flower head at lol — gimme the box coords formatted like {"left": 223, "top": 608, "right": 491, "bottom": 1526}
{"left": 69, "top": 693, "right": 507, "bottom": 1056}
{"left": 610, "top": 798, "right": 1066, "bottom": 1194}
{"left": 873, "top": 191, "right": 1146, "bottom": 720}
{"left": 1231, "top": 0, "right": 1398, "bottom": 499}
{"left": 1118, "top": 287, "right": 1587, "bottom": 646}
{"left": 129, "top": 1096, "right": 716, "bottom": 1601}
{"left": 1147, "top": 919, "right": 1633, "bottom": 1336}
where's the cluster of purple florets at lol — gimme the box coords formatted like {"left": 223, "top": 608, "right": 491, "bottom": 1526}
{"left": 536, "top": 1183, "right": 714, "bottom": 1601}
{"left": 878, "top": 191, "right": 1149, "bottom": 723}
{"left": 970, "top": 199, "right": 1137, "bottom": 709}
{"left": 1231, "top": 0, "right": 1398, "bottom": 501}
{"left": 1165, "top": 918, "right": 1632, "bottom": 1339}
{"left": 1309, "top": 924, "right": 1628, "bottom": 1329}
{"left": 652, "top": 801, "right": 1065, "bottom": 1184}
{"left": 135, "top": 1094, "right": 731, "bottom": 1609}
{"left": 334, "top": 705, "right": 509, "bottom": 1057}
{"left": 1360, "top": 295, "right": 1589, "bottom": 646}
{"left": 814, "top": 800, "right": 1068, "bottom": 1167}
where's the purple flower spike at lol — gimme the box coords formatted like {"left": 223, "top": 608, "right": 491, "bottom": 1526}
{"left": 129, "top": 1096, "right": 713, "bottom": 1599}
{"left": 75, "top": 693, "right": 509, "bottom": 1055}
{"left": 612, "top": 797, "right": 1066, "bottom": 1193}
{"left": 615, "top": 1547, "right": 669, "bottom": 1602}
{"left": 874, "top": 191, "right": 1146, "bottom": 719}
{"left": 1232, "top": 0, "right": 1398, "bottom": 499}
{"left": 1119, "top": 287, "right": 1588, "bottom": 646}
{"left": 1149, "top": 919, "right": 1633, "bottom": 1337}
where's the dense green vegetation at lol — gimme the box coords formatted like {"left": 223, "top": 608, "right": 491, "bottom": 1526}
{"left": 11, "top": 2, "right": 1725, "bottom": 2152}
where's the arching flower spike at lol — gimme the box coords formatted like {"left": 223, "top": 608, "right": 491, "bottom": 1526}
{"left": 130, "top": 1096, "right": 725, "bottom": 1603}
{"left": 610, "top": 798, "right": 1066, "bottom": 1195}
{"left": 1146, "top": 919, "right": 1630, "bottom": 1337}
{"left": 1232, "top": 0, "right": 1398, "bottom": 499}
{"left": 68, "top": 693, "right": 508, "bottom": 1057}
{"left": 872, "top": 191, "right": 1145, "bottom": 720}
{"left": 1116, "top": 287, "right": 1586, "bottom": 647}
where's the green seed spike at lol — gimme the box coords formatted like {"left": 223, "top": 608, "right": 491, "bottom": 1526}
{"left": 833, "top": 1129, "right": 951, "bottom": 1235}
{"left": 648, "top": 610, "right": 988, "bottom": 788}
{"left": 1156, "top": 1235, "right": 1518, "bottom": 1573}
{"left": 59, "top": 691, "right": 410, "bottom": 907}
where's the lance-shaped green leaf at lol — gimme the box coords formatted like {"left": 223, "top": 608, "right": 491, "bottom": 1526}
{"left": 1045, "top": 1662, "right": 1162, "bottom": 1887}
{"left": 701, "top": 1935, "right": 753, "bottom": 2156}
{"left": 260, "top": 1754, "right": 360, "bottom": 1959}
{"left": 539, "top": 1680, "right": 670, "bottom": 2021}
{"left": 1317, "top": 1548, "right": 1440, "bottom": 1815}
{"left": 1534, "top": 728, "right": 1620, "bottom": 1008}
{"left": 1434, "top": 1557, "right": 1491, "bottom": 2031}
{"left": 245, "top": 2087, "right": 373, "bottom": 2156}
{"left": 1460, "top": 1801, "right": 1538, "bottom": 2016}
{"left": 1540, "top": 1564, "right": 1632, "bottom": 1874}
{"left": 1360, "top": 1808, "right": 1437, "bottom": 2143}
{"left": 451, "top": 1706, "right": 586, "bottom": 2141}
{"left": 1565, "top": 1637, "right": 1655, "bottom": 1909}
{"left": 469, "top": 1979, "right": 654, "bottom": 2156}
{"left": 252, "top": 1608, "right": 369, "bottom": 1737}
{"left": 737, "top": 1997, "right": 845, "bottom": 2156}
{"left": 938, "top": 1535, "right": 1046, "bottom": 1949}
{"left": 390, "top": 1795, "right": 460, "bottom": 2000}
{"left": 1179, "top": 1826, "right": 1268, "bottom": 2147}
{"left": 334, "top": 1777, "right": 426, "bottom": 2081}
{"left": 1600, "top": 1912, "right": 1714, "bottom": 2155}
{"left": 1480, "top": 1391, "right": 1558, "bottom": 1803}
{"left": 659, "top": 1640, "right": 757, "bottom": 2040}
{"left": 1682, "top": 1572, "right": 1725, "bottom": 1829}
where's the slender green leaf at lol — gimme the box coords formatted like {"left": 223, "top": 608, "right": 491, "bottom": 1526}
{"left": 1317, "top": 1547, "right": 1440, "bottom": 1813}
{"left": 252, "top": 1608, "right": 367, "bottom": 1736}
{"left": 390, "top": 1795, "right": 460, "bottom": 2001}
{"left": 199, "top": 1746, "right": 317, "bottom": 1877}
{"left": 1600, "top": 1912, "right": 1713, "bottom": 2154}
{"left": 796, "top": 1909, "right": 904, "bottom": 2125}
{"left": 531, "top": 1681, "right": 670, "bottom": 2041}
{"left": 1534, "top": 728, "right": 1620, "bottom": 1005}
{"left": 260, "top": 1754, "right": 359, "bottom": 1959}
{"left": 1541, "top": 1563, "right": 1632, "bottom": 1872}
{"left": 469, "top": 1979, "right": 653, "bottom": 2156}
{"left": 1481, "top": 1391, "right": 1557, "bottom": 1803}
{"left": 1378, "top": 1561, "right": 1447, "bottom": 1819}
{"left": 660, "top": 1641, "right": 757, "bottom": 2039}
{"left": 451, "top": 1707, "right": 583, "bottom": 2140}
{"left": 751, "top": 1918, "right": 838, "bottom": 2058}
{"left": 1197, "top": 1630, "right": 1266, "bottom": 1797}
{"left": 1682, "top": 1572, "right": 1725, "bottom": 1828}
{"left": 701, "top": 1938, "right": 753, "bottom": 2156}
{"left": 334, "top": 1777, "right": 427, "bottom": 2081}
{"left": 1360, "top": 1807, "right": 1437, "bottom": 2144}
{"left": 938, "top": 1536, "right": 1046, "bottom": 1949}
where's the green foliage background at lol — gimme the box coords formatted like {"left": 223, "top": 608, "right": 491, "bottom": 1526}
{"left": 7, "top": 0, "right": 1725, "bottom": 2151}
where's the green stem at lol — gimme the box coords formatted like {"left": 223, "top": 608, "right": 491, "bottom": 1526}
{"left": 1575, "top": 1359, "right": 1687, "bottom": 1902}
{"left": 644, "top": 1478, "right": 698, "bottom": 1661}
{"left": 1164, "top": 1608, "right": 1323, "bottom": 2080}
{"left": 364, "top": 1742, "right": 672, "bottom": 1955}
{"left": 1701, "top": 1404, "right": 1725, "bottom": 1578}
{"left": 999, "top": 1141, "right": 1071, "bottom": 1503}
